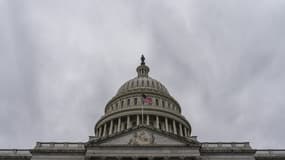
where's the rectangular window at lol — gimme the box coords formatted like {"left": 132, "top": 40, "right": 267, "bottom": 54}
{"left": 134, "top": 98, "right": 137, "bottom": 105}
{"left": 156, "top": 99, "right": 159, "bottom": 106}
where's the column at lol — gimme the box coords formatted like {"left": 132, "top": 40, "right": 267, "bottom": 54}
{"left": 179, "top": 123, "right": 183, "bottom": 136}
{"left": 156, "top": 116, "right": 159, "bottom": 129}
{"left": 173, "top": 120, "right": 177, "bottom": 135}
{"left": 109, "top": 120, "right": 113, "bottom": 135}
{"left": 103, "top": 123, "right": 107, "bottom": 137}
{"left": 165, "top": 117, "right": 169, "bottom": 132}
{"left": 117, "top": 117, "right": 121, "bottom": 132}
{"left": 184, "top": 126, "right": 187, "bottom": 137}
{"left": 146, "top": 115, "right": 150, "bottom": 125}
{"left": 98, "top": 127, "right": 102, "bottom": 137}
{"left": 137, "top": 115, "right": 140, "bottom": 125}
{"left": 127, "top": 116, "right": 130, "bottom": 129}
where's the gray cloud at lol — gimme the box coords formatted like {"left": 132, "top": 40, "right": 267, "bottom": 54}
{"left": 0, "top": 0, "right": 285, "bottom": 149}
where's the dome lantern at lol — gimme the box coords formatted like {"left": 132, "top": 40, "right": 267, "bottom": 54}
{"left": 136, "top": 55, "right": 149, "bottom": 77}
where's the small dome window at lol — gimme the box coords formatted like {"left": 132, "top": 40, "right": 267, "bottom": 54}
{"left": 155, "top": 99, "right": 159, "bottom": 106}
{"left": 131, "top": 81, "right": 134, "bottom": 87}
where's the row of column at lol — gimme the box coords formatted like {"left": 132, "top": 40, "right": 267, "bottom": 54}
{"left": 96, "top": 115, "right": 191, "bottom": 138}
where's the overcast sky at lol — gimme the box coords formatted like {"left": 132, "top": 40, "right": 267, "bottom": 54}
{"left": 1, "top": 0, "right": 285, "bottom": 149}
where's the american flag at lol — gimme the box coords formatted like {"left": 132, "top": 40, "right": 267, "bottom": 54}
{"left": 142, "top": 94, "right": 152, "bottom": 105}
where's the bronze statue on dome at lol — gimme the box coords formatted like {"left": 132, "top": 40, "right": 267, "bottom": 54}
{"left": 141, "top": 54, "right": 145, "bottom": 65}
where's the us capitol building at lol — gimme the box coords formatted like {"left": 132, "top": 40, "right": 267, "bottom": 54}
{"left": 1, "top": 56, "right": 284, "bottom": 160}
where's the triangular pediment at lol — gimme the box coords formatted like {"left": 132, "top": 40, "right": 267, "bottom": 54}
{"left": 88, "top": 126, "right": 199, "bottom": 146}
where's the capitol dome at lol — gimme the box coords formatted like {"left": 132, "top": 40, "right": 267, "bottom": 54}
{"left": 94, "top": 55, "right": 192, "bottom": 140}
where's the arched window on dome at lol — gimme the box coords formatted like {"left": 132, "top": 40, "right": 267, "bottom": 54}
{"left": 121, "top": 100, "right": 124, "bottom": 108}
{"left": 155, "top": 99, "right": 159, "bottom": 106}
{"left": 127, "top": 99, "right": 130, "bottom": 106}
{"left": 162, "top": 101, "right": 165, "bottom": 108}
{"left": 134, "top": 98, "right": 137, "bottom": 105}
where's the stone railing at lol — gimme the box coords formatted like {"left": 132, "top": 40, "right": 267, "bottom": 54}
{"left": 35, "top": 142, "right": 85, "bottom": 150}
{"left": 0, "top": 149, "right": 31, "bottom": 157}
{"left": 200, "top": 142, "right": 255, "bottom": 154}
{"left": 256, "top": 150, "right": 285, "bottom": 158}
{"left": 201, "top": 142, "right": 251, "bottom": 149}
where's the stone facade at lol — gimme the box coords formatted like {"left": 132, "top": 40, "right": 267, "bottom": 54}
{"left": 1, "top": 56, "right": 284, "bottom": 160}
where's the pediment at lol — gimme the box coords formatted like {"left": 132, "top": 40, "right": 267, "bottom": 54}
{"left": 89, "top": 126, "right": 199, "bottom": 146}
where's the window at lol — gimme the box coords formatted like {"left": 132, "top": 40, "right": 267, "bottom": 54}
{"left": 121, "top": 100, "right": 124, "bottom": 107}
{"left": 131, "top": 81, "right": 134, "bottom": 87}
{"left": 162, "top": 101, "right": 165, "bottom": 107}
{"left": 142, "top": 80, "right": 144, "bottom": 86}
{"left": 127, "top": 99, "right": 130, "bottom": 106}
{"left": 134, "top": 98, "right": 137, "bottom": 105}
{"left": 147, "top": 80, "right": 149, "bottom": 87}
{"left": 156, "top": 99, "right": 159, "bottom": 106}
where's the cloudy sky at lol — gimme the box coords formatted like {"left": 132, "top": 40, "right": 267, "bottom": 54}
{"left": 1, "top": 0, "right": 285, "bottom": 149}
